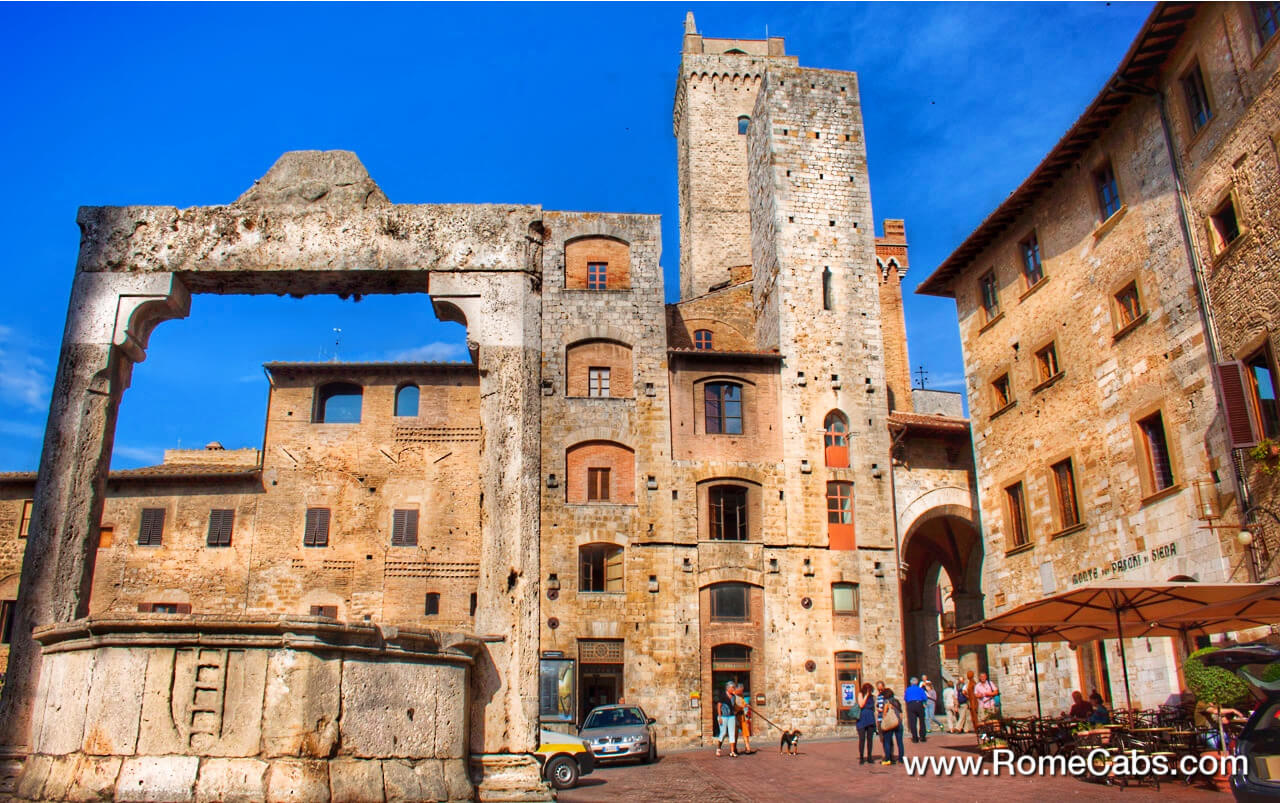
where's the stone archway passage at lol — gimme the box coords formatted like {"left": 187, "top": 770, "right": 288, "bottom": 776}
{"left": 0, "top": 151, "right": 550, "bottom": 800}
{"left": 900, "top": 507, "right": 984, "bottom": 686}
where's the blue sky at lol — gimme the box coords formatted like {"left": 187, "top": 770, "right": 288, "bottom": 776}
{"left": 0, "top": 2, "right": 1154, "bottom": 470}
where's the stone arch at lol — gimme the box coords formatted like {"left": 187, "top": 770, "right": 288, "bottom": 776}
{"left": 565, "top": 339, "right": 633, "bottom": 398}
{"left": 0, "top": 572, "right": 18, "bottom": 599}
{"left": 563, "top": 323, "right": 634, "bottom": 347}
{"left": 564, "top": 235, "right": 631, "bottom": 290}
{"left": 697, "top": 567, "right": 764, "bottom": 588}
{"left": 679, "top": 317, "right": 751, "bottom": 351}
{"left": 565, "top": 441, "right": 636, "bottom": 505}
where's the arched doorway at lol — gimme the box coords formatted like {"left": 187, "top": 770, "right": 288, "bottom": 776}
{"left": 901, "top": 505, "right": 984, "bottom": 686}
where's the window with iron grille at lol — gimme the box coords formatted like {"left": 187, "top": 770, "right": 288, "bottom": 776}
{"left": 137, "top": 508, "right": 165, "bottom": 546}
{"left": 206, "top": 509, "right": 234, "bottom": 547}
{"left": 1020, "top": 233, "right": 1044, "bottom": 286}
{"left": 1095, "top": 162, "right": 1121, "bottom": 220}
{"left": 1255, "top": 2, "right": 1279, "bottom": 45}
{"left": 587, "top": 467, "right": 611, "bottom": 502}
{"left": 1182, "top": 62, "right": 1212, "bottom": 132}
{"left": 704, "top": 382, "right": 743, "bottom": 434}
{"left": 1139, "top": 412, "right": 1176, "bottom": 492}
{"left": 587, "top": 262, "right": 608, "bottom": 290}
{"left": 588, "top": 367, "right": 610, "bottom": 398}
{"left": 693, "top": 329, "right": 713, "bottom": 350}
{"left": 392, "top": 509, "right": 419, "bottom": 547}
{"left": 304, "top": 507, "right": 330, "bottom": 547}
{"left": 709, "top": 485, "right": 748, "bottom": 541}
{"left": 425, "top": 593, "right": 440, "bottom": 616}
{"left": 1051, "top": 459, "right": 1080, "bottom": 530}
{"left": 1005, "top": 482, "right": 1029, "bottom": 548}
{"left": 979, "top": 271, "right": 1000, "bottom": 321}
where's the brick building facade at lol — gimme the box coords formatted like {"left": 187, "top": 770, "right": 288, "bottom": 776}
{"left": 919, "top": 1, "right": 1279, "bottom": 714}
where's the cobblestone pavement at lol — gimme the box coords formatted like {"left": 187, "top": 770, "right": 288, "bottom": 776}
{"left": 559, "top": 733, "right": 1226, "bottom": 802}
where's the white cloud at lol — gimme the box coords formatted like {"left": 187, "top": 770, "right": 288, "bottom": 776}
{"left": 0, "top": 324, "right": 51, "bottom": 411}
{"left": 112, "top": 445, "right": 164, "bottom": 465}
{"left": 387, "top": 341, "right": 466, "bottom": 362}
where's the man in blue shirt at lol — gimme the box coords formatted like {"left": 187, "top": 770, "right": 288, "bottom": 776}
{"left": 904, "top": 677, "right": 929, "bottom": 743}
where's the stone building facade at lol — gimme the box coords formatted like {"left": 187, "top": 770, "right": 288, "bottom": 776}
{"left": 918, "top": 1, "right": 1279, "bottom": 714}
{"left": 0, "top": 14, "right": 980, "bottom": 799}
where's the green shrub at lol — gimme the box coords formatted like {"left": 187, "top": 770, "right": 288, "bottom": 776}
{"left": 1185, "top": 647, "right": 1251, "bottom": 707}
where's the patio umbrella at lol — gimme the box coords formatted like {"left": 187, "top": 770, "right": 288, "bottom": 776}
{"left": 939, "top": 581, "right": 1280, "bottom": 721}
{"left": 937, "top": 620, "right": 1112, "bottom": 718}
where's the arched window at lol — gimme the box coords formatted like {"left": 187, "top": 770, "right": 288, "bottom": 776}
{"left": 827, "top": 481, "right": 855, "bottom": 550}
{"left": 313, "top": 382, "right": 362, "bottom": 424}
{"left": 737, "top": 115, "right": 750, "bottom": 135}
{"left": 822, "top": 267, "right": 834, "bottom": 311}
{"left": 824, "top": 410, "right": 849, "bottom": 467}
{"left": 579, "top": 543, "right": 624, "bottom": 592}
{"left": 694, "top": 329, "right": 713, "bottom": 350}
{"left": 704, "top": 382, "right": 742, "bottom": 434}
{"left": 395, "top": 384, "right": 419, "bottom": 417}
{"left": 565, "top": 236, "right": 631, "bottom": 290}
{"left": 708, "top": 485, "right": 748, "bottom": 541}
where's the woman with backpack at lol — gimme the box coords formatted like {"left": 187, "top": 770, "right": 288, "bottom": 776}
{"left": 878, "top": 687, "right": 904, "bottom": 765}
{"left": 856, "top": 682, "right": 877, "bottom": 764}
{"left": 715, "top": 682, "right": 739, "bottom": 757}
{"left": 954, "top": 675, "right": 972, "bottom": 733}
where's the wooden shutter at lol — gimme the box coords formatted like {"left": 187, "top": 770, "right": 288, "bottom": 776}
{"left": 207, "top": 509, "right": 234, "bottom": 547}
{"left": 138, "top": 508, "right": 165, "bottom": 546}
{"left": 309, "top": 605, "right": 337, "bottom": 618}
{"left": 604, "top": 547, "right": 624, "bottom": 592}
{"left": 1217, "top": 361, "right": 1261, "bottom": 449}
{"left": 392, "top": 509, "right": 419, "bottom": 546}
{"left": 136, "top": 603, "right": 153, "bottom": 613}
{"left": 304, "top": 508, "right": 330, "bottom": 547}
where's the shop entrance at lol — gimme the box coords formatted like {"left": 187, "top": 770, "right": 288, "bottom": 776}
{"left": 578, "top": 639, "right": 625, "bottom": 723}
{"left": 710, "top": 643, "right": 752, "bottom": 732}
{"left": 1077, "top": 640, "right": 1113, "bottom": 705}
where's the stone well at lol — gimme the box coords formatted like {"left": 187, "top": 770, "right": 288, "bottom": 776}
{"left": 12, "top": 615, "right": 481, "bottom": 802}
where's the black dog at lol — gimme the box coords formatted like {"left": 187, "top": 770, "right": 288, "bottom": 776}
{"left": 779, "top": 729, "right": 802, "bottom": 755}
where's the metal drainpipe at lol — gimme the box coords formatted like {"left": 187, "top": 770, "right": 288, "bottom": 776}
{"left": 1118, "top": 80, "right": 1253, "bottom": 577}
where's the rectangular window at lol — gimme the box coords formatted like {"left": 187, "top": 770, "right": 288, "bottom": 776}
{"left": 579, "top": 544, "right": 624, "bottom": 592}
{"left": 587, "top": 467, "right": 611, "bottom": 502}
{"left": 709, "top": 485, "right": 748, "bottom": 541}
{"left": 979, "top": 271, "right": 1000, "bottom": 321}
{"left": 1210, "top": 195, "right": 1241, "bottom": 253}
{"left": 304, "top": 507, "right": 330, "bottom": 547}
{"left": 1139, "top": 411, "right": 1176, "bottom": 492}
{"left": 470, "top": 592, "right": 477, "bottom": 616}
{"left": 1256, "top": 1, "right": 1279, "bottom": 45}
{"left": 391, "top": 509, "right": 419, "bottom": 547}
{"left": 586, "top": 262, "right": 608, "bottom": 290}
{"left": 137, "top": 508, "right": 165, "bottom": 546}
{"left": 1095, "top": 162, "right": 1121, "bottom": 220}
{"left": 1247, "top": 347, "right": 1280, "bottom": 439}
{"left": 1182, "top": 62, "right": 1213, "bottom": 132}
{"left": 1005, "top": 482, "right": 1030, "bottom": 548}
{"left": 832, "top": 583, "right": 859, "bottom": 615}
{"left": 1114, "top": 282, "right": 1143, "bottom": 328}
{"left": 1051, "top": 459, "right": 1081, "bottom": 530}
{"left": 1020, "top": 233, "right": 1044, "bottom": 286}
{"left": 0, "top": 599, "right": 15, "bottom": 644}
{"left": 826, "top": 481, "right": 856, "bottom": 550}
{"left": 1035, "top": 342, "right": 1061, "bottom": 384}
{"left": 425, "top": 593, "right": 440, "bottom": 616}
{"left": 206, "top": 509, "right": 234, "bottom": 547}
{"left": 992, "top": 374, "right": 1013, "bottom": 409}
{"left": 704, "top": 383, "right": 743, "bottom": 434}
{"left": 18, "top": 499, "right": 32, "bottom": 538}
{"left": 588, "top": 367, "right": 610, "bottom": 398}
{"left": 693, "top": 330, "right": 713, "bottom": 350}
{"left": 309, "top": 605, "right": 337, "bottom": 618}
{"left": 709, "top": 584, "right": 749, "bottom": 621}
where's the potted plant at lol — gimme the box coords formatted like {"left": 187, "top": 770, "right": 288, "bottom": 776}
{"left": 1185, "top": 646, "right": 1252, "bottom": 790}
{"left": 1249, "top": 438, "right": 1280, "bottom": 474}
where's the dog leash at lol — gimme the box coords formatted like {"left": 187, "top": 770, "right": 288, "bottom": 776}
{"left": 745, "top": 706, "right": 787, "bottom": 733}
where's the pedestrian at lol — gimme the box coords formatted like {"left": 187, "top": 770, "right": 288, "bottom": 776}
{"left": 974, "top": 672, "right": 999, "bottom": 722}
{"left": 856, "top": 682, "right": 877, "bottom": 764}
{"left": 878, "top": 687, "right": 904, "bottom": 765}
{"left": 963, "top": 670, "right": 979, "bottom": 729}
{"left": 734, "top": 685, "right": 753, "bottom": 754}
{"left": 942, "top": 679, "right": 959, "bottom": 733}
{"left": 1068, "top": 690, "right": 1093, "bottom": 720}
{"left": 923, "top": 678, "right": 946, "bottom": 734}
{"left": 1087, "top": 692, "right": 1111, "bottom": 725}
{"left": 904, "top": 676, "right": 927, "bottom": 743}
{"left": 715, "top": 682, "right": 738, "bottom": 757}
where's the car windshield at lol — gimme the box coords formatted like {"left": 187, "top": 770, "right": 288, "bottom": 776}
{"left": 583, "top": 707, "right": 644, "bottom": 729}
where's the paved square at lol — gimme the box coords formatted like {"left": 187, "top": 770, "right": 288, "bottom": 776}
{"left": 559, "top": 733, "right": 1225, "bottom": 801}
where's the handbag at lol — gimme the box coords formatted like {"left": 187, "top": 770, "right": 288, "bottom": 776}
{"left": 880, "top": 704, "right": 900, "bottom": 732}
